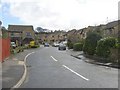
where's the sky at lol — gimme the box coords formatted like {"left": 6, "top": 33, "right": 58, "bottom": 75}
{"left": 0, "top": 0, "right": 119, "bottom": 31}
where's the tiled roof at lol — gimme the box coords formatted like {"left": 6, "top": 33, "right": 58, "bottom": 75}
{"left": 8, "top": 25, "right": 34, "bottom": 31}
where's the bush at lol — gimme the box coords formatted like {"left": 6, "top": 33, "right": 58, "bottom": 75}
{"left": 83, "top": 32, "right": 102, "bottom": 55}
{"left": 67, "top": 42, "right": 73, "bottom": 49}
{"left": 73, "top": 43, "right": 83, "bottom": 51}
{"left": 96, "top": 37, "right": 117, "bottom": 58}
{"left": 115, "top": 43, "right": 120, "bottom": 49}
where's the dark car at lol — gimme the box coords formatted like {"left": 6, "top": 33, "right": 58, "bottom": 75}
{"left": 44, "top": 43, "right": 49, "bottom": 47}
{"left": 58, "top": 44, "right": 66, "bottom": 50}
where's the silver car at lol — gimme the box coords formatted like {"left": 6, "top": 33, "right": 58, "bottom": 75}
{"left": 58, "top": 44, "right": 66, "bottom": 50}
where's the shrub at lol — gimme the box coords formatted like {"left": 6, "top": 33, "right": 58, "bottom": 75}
{"left": 73, "top": 43, "right": 83, "bottom": 51}
{"left": 96, "top": 37, "right": 117, "bottom": 58}
{"left": 115, "top": 43, "right": 120, "bottom": 49}
{"left": 67, "top": 42, "right": 73, "bottom": 49}
{"left": 115, "top": 38, "right": 120, "bottom": 49}
{"left": 83, "top": 32, "right": 102, "bottom": 55}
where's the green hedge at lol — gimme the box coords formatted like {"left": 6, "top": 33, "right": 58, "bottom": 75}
{"left": 116, "top": 43, "right": 120, "bottom": 49}
{"left": 67, "top": 42, "right": 73, "bottom": 49}
{"left": 83, "top": 32, "right": 102, "bottom": 55}
{"left": 73, "top": 43, "right": 83, "bottom": 51}
{"left": 96, "top": 37, "right": 117, "bottom": 58}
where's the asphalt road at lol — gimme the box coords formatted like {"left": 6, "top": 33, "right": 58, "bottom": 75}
{"left": 20, "top": 46, "right": 118, "bottom": 88}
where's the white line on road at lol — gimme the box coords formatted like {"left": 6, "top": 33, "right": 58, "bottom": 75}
{"left": 24, "top": 52, "right": 35, "bottom": 63}
{"left": 12, "top": 52, "right": 35, "bottom": 89}
{"left": 51, "top": 56, "right": 58, "bottom": 62}
{"left": 62, "top": 65, "right": 89, "bottom": 81}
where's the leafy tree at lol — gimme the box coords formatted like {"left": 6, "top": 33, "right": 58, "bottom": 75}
{"left": 36, "top": 27, "right": 48, "bottom": 32}
{"left": 2, "top": 27, "right": 8, "bottom": 38}
{"left": 83, "top": 32, "right": 102, "bottom": 55}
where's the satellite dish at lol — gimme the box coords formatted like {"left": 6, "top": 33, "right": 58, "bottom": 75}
{"left": 0, "top": 21, "right": 2, "bottom": 25}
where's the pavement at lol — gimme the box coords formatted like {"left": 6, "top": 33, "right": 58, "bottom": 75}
{"left": 66, "top": 49, "right": 119, "bottom": 69}
{"left": 2, "top": 47, "right": 42, "bottom": 89}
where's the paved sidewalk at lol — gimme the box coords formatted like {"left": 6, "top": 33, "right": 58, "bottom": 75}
{"left": 66, "top": 49, "right": 83, "bottom": 56}
{"left": 66, "top": 49, "right": 119, "bottom": 69}
{"left": 2, "top": 47, "right": 42, "bottom": 88}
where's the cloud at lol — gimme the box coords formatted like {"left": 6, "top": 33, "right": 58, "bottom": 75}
{"left": 1, "top": 0, "right": 119, "bottom": 30}
{"left": 0, "top": 3, "right": 2, "bottom": 20}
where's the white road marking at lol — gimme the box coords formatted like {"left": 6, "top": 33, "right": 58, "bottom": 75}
{"left": 51, "top": 56, "right": 58, "bottom": 62}
{"left": 62, "top": 65, "right": 89, "bottom": 81}
{"left": 24, "top": 52, "right": 35, "bottom": 63}
{"left": 12, "top": 52, "right": 35, "bottom": 89}
{"left": 18, "top": 61, "right": 24, "bottom": 65}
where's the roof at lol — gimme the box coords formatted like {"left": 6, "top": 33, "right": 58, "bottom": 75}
{"left": 8, "top": 25, "right": 34, "bottom": 32}
{"left": 106, "top": 20, "right": 120, "bottom": 29}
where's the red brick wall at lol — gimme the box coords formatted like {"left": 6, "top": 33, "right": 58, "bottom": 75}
{"left": 0, "top": 38, "right": 10, "bottom": 62}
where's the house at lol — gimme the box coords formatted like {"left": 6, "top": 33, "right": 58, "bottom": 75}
{"left": 8, "top": 25, "right": 35, "bottom": 45}
{"left": 38, "top": 31, "right": 67, "bottom": 44}
{"left": 104, "top": 20, "right": 119, "bottom": 38}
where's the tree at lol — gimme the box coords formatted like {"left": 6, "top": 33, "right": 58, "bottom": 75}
{"left": 36, "top": 27, "right": 47, "bottom": 32}
{"left": 83, "top": 32, "right": 102, "bottom": 55}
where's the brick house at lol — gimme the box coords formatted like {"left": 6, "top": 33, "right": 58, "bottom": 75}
{"left": 8, "top": 25, "right": 35, "bottom": 45}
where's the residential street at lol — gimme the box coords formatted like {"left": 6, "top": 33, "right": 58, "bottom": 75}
{"left": 1, "top": 1, "right": 119, "bottom": 89}
{"left": 20, "top": 46, "right": 118, "bottom": 88}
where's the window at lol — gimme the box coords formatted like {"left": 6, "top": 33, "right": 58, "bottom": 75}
{"left": 11, "top": 33, "right": 14, "bottom": 36}
{"left": 26, "top": 32, "right": 31, "bottom": 36}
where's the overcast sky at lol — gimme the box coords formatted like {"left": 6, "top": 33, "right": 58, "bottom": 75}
{"left": 0, "top": 0, "right": 119, "bottom": 31}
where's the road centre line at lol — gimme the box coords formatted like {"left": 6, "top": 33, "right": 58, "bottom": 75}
{"left": 62, "top": 65, "right": 89, "bottom": 81}
{"left": 51, "top": 56, "right": 58, "bottom": 62}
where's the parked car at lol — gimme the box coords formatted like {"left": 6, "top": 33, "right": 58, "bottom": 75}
{"left": 58, "top": 44, "right": 66, "bottom": 50}
{"left": 11, "top": 42, "right": 17, "bottom": 49}
{"left": 52, "top": 42, "right": 59, "bottom": 47}
{"left": 44, "top": 43, "right": 50, "bottom": 47}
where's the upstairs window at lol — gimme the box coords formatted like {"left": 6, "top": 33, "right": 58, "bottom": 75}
{"left": 26, "top": 32, "right": 31, "bottom": 36}
{"left": 11, "top": 33, "right": 14, "bottom": 36}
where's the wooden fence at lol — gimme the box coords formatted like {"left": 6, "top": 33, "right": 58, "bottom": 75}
{"left": 0, "top": 38, "right": 10, "bottom": 62}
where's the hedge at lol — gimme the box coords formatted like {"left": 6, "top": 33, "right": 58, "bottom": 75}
{"left": 67, "top": 42, "right": 73, "bottom": 49}
{"left": 73, "top": 43, "right": 83, "bottom": 51}
{"left": 96, "top": 37, "right": 117, "bottom": 58}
